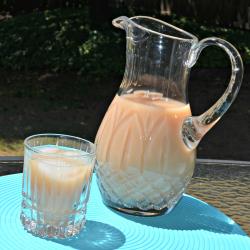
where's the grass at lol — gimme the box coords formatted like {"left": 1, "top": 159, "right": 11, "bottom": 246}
{"left": 0, "top": 139, "right": 23, "bottom": 156}
{"left": 0, "top": 70, "right": 120, "bottom": 156}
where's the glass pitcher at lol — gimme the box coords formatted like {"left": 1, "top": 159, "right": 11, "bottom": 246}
{"left": 95, "top": 16, "right": 243, "bottom": 216}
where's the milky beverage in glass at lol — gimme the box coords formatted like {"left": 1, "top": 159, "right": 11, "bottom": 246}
{"left": 28, "top": 147, "right": 91, "bottom": 223}
{"left": 95, "top": 16, "right": 243, "bottom": 215}
{"left": 21, "top": 134, "right": 95, "bottom": 238}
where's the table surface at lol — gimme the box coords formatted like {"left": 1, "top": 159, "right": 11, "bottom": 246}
{"left": 0, "top": 157, "right": 249, "bottom": 236}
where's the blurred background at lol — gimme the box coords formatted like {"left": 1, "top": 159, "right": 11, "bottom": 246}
{"left": 0, "top": 0, "right": 249, "bottom": 160}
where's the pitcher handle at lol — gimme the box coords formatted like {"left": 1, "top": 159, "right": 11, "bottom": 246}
{"left": 182, "top": 37, "right": 243, "bottom": 150}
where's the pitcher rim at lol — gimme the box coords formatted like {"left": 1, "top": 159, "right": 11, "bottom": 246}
{"left": 118, "top": 16, "right": 198, "bottom": 42}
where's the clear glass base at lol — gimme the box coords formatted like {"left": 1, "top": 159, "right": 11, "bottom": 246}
{"left": 20, "top": 212, "right": 85, "bottom": 239}
{"left": 103, "top": 198, "right": 171, "bottom": 216}
{"left": 96, "top": 173, "right": 183, "bottom": 216}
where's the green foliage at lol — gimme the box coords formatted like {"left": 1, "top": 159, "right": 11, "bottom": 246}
{"left": 170, "top": 16, "right": 250, "bottom": 67}
{"left": 0, "top": 9, "right": 249, "bottom": 75}
{"left": 0, "top": 9, "right": 124, "bottom": 76}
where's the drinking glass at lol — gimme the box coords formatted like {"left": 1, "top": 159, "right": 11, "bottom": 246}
{"left": 20, "top": 134, "right": 96, "bottom": 238}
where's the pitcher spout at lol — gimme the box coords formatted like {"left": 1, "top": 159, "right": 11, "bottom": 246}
{"left": 112, "top": 16, "right": 130, "bottom": 30}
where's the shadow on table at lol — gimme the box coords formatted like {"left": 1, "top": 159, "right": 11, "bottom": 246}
{"left": 51, "top": 220, "right": 126, "bottom": 250}
{"left": 111, "top": 194, "right": 246, "bottom": 236}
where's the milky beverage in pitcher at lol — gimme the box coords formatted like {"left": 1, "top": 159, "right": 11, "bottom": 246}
{"left": 96, "top": 91, "right": 195, "bottom": 211}
{"left": 26, "top": 146, "right": 92, "bottom": 224}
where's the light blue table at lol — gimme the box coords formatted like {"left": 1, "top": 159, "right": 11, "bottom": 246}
{"left": 0, "top": 174, "right": 249, "bottom": 250}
